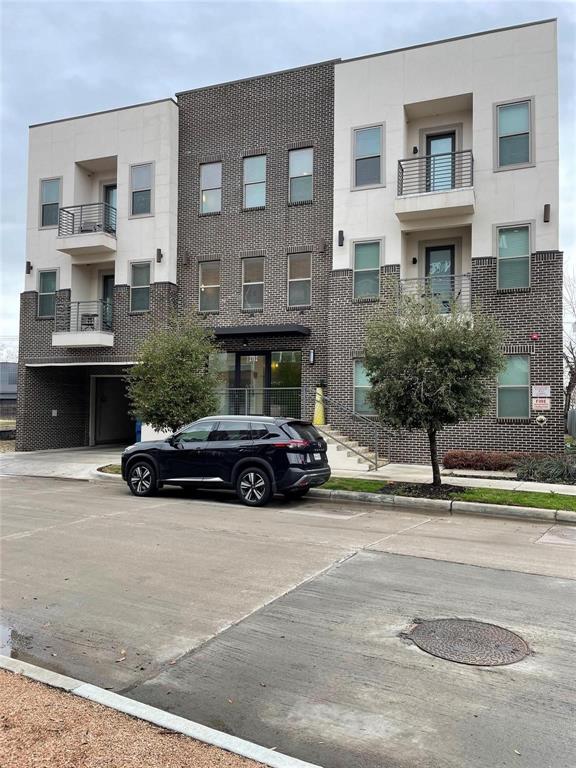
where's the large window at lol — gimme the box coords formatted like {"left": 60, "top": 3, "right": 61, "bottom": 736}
{"left": 200, "top": 162, "right": 222, "bottom": 214}
{"left": 130, "top": 163, "right": 153, "bottom": 216}
{"left": 130, "top": 262, "right": 151, "bottom": 312}
{"left": 496, "top": 100, "right": 532, "bottom": 168}
{"left": 243, "top": 155, "right": 266, "bottom": 209}
{"left": 199, "top": 261, "right": 220, "bottom": 312}
{"left": 497, "top": 225, "right": 530, "bottom": 289}
{"left": 353, "top": 241, "right": 380, "bottom": 299}
{"left": 210, "top": 421, "right": 252, "bottom": 441}
{"left": 354, "top": 360, "right": 373, "bottom": 414}
{"left": 353, "top": 125, "right": 383, "bottom": 187}
{"left": 287, "top": 252, "right": 311, "bottom": 307}
{"left": 242, "top": 257, "right": 264, "bottom": 310}
{"left": 288, "top": 148, "right": 313, "bottom": 203}
{"left": 177, "top": 422, "right": 216, "bottom": 443}
{"left": 38, "top": 270, "right": 57, "bottom": 317}
{"left": 497, "top": 355, "right": 530, "bottom": 419}
{"left": 40, "top": 179, "right": 60, "bottom": 227}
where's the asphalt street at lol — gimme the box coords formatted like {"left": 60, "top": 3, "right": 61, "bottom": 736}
{"left": 1, "top": 476, "right": 575, "bottom": 767}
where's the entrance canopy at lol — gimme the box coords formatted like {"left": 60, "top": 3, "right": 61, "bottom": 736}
{"left": 212, "top": 323, "right": 310, "bottom": 337}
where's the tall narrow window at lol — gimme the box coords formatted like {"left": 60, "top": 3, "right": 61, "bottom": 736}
{"left": 497, "top": 355, "right": 530, "bottom": 418}
{"left": 498, "top": 225, "right": 530, "bottom": 289}
{"left": 354, "top": 126, "right": 383, "bottom": 187}
{"left": 40, "top": 179, "right": 60, "bottom": 227}
{"left": 353, "top": 241, "right": 380, "bottom": 299}
{"left": 243, "top": 155, "right": 266, "bottom": 209}
{"left": 496, "top": 100, "right": 532, "bottom": 168}
{"left": 38, "top": 270, "right": 57, "bottom": 317}
{"left": 130, "top": 163, "right": 153, "bottom": 216}
{"left": 287, "top": 252, "right": 311, "bottom": 307}
{"left": 200, "top": 162, "right": 222, "bottom": 214}
{"left": 242, "top": 257, "right": 264, "bottom": 311}
{"left": 130, "top": 262, "right": 151, "bottom": 312}
{"left": 288, "top": 148, "right": 313, "bottom": 203}
{"left": 199, "top": 261, "right": 220, "bottom": 312}
{"left": 354, "top": 360, "right": 373, "bottom": 414}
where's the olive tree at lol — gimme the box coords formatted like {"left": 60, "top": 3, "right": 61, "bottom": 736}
{"left": 125, "top": 315, "right": 220, "bottom": 434}
{"left": 364, "top": 298, "right": 505, "bottom": 486}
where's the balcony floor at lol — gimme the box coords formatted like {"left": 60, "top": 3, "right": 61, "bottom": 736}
{"left": 52, "top": 331, "right": 114, "bottom": 348}
{"left": 395, "top": 187, "right": 475, "bottom": 221}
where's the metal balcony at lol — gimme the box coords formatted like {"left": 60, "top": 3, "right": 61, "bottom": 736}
{"left": 56, "top": 203, "right": 117, "bottom": 257}
{"left": 52, "top": 300, "right": 114, "bottom": 348}
{"left": 399, "top": 274, "right": 471, "bottom": 312}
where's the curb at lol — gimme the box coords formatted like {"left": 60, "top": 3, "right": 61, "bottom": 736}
{"left": 93, "top": 469, "right": 575, "bottom": 525}
{"left": 0, "top": 655, "right": 322, "bottom": 768}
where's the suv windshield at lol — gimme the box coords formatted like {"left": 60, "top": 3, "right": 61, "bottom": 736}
{"left": 282, "top": 422, "right": 320, "bottom": 441}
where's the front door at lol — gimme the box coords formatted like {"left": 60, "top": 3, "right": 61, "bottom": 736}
{"left": 239, "top": 354, "right": 267, "bottom": 414}
{"left": 101, "top": 274, "right": 114, "bottom": 331}
{"left": 103, "top": 184, "right": 117, "bottom": 232}
{"left": 426, "top": 132, "right": 455, "bottom": 191}
{"left": 425, "top": 245, "right": 455, "bottom": 311}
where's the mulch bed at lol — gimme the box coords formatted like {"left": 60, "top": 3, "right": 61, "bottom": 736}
{"left": 378, "top": 482, "right": 465, "bottom": 500}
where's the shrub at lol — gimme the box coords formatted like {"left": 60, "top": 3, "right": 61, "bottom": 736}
{"left": 516, "top": 454, "right": 576, "bottom": 484}
{"left": 442, "top": 450, "right": 535, "bottom": 471}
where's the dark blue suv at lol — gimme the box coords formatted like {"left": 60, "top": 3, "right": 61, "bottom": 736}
{"left": 121, "top": 416, "right": 330, "bottom": 506}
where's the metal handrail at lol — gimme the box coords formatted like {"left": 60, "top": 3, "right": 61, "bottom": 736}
{"left": 55, "top": 300, "right": 113, "bottom": 333}
{"left": 399, "top": 273, "right": 471, "bottom": 312}
{"left": 398, "top": 149, "right": 473, "bottom": 196}
{"left": 58, "top": 203, "right": 117, "bottom": 237}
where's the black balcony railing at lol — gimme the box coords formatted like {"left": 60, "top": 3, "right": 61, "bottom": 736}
{"left": 397, "top": 150, "right": 473, "bottom": 196}
{"left": 58, "top": 203, "right": 117, "bottom": 237}
{"left": 399, "top": 274, "right": 471, "bottom": 312}
{"left": 55, "top": 300, "right": 113, "bottom": 333}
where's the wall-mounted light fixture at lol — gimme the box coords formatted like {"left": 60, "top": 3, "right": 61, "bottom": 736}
{"left": 412, "top": 146, "right": 418, "bottom": 155}
{"left": 412, "top": 257, "right": 418, "bottom": 265}
{"left": 309, "top": 349, "right": 315, "bottom": 365}
{"left": 338, "top": 230, "right": 344, "bottom": 247}
{"left": 156, "top": 248, "right": 163, "bottom": 263}
{"left": 25, "top": 261, "right": 33, "bottom": 275}
{"left": 543, "top": 204, "right": 551, "bottom": 223}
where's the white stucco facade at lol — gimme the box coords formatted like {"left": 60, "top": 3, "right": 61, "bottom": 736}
{"left": 332, "top": 20, "right": 559, "bottom": 275}
{"left": 25, "top": 98, "right": 179, "bottom": 296}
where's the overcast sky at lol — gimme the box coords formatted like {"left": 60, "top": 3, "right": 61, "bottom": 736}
{"left": 1, "top": 0, "right": 574, "bottom": 339}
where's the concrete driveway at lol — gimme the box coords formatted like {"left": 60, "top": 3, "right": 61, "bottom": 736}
{"left": 2, "top": 476, "right": 575, "bottom": 767}
{"left": 0, "top": 445, "right": 124, "bottom": 480}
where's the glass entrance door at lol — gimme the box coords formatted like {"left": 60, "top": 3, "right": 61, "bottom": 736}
{"left": 239, "top": 354, "right": 267, "bottom": 414}
{"left": 425, "top": 245, "right": 455, "bottom": 311}
{"left": 103, "top": 184, "right": 117, "bottom": 232}
{"left": 101, "top": 274, "right": 114, "bottom": 330}
{"left": 426, "top": 133, "right": 455, "bottom": 191}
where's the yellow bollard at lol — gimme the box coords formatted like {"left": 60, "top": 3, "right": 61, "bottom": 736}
{"left": 313, "top": 387, "right": 325, "bottom": 426}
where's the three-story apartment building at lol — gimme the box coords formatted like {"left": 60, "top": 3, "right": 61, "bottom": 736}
{"left": 17, "top": 20, "right": 563, "bottom": 462}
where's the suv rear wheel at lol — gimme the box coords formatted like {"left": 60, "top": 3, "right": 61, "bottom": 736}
{"left": 236, "top": 467, "right": 272, "bottom": 507}
{"left": 127, "top": 460, "right": 157, "bottom": 497}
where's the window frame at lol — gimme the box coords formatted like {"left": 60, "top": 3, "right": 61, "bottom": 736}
{"left": 493, "top": 97, "right": 535, "bottom": 172}
{"left": 199, "top": 161, "right": 222, "bottom": 215}
{"left": 129, "top": 162, "right": 154, "bottom": 218}
{"left": 288, "top": 147, "right": 314, "bottom": 204}
{"left": 129, "top": 260, "right": 152, "bottom": 313}
{"left": 496, "top": 354, "right": 531, "bottom": 420}
{"left": 38, "top": 177, "right": 62, "bottom": 230}
{"left": 241, "top": 256, "right": 265, "bottom": 311}
{"left": 351, "top": 123, "right": 385, "bottom": 190}
{"left": 494, "top": 221, "right": 533, "bottom": 290}
{"left": 37, "top": 268, "right": 59, "bottom": 318}
{"left": 243, "top": 154, "right": 266, "bottom": 210}
{"left": 353, "top": 359, "right": 375, "bottom": 415}
{"left": 352, "top": 238, "right": 382, "bottom": 300}
{"left": 287, "top": 252, "right": 312, "bottom": 308}
{"left": 198, "top": 260, "right": 221, "bottom": 313}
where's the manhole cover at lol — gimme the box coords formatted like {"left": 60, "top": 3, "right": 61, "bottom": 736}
{"left": 405, "top": 619, "right": 530, "bottom": 666}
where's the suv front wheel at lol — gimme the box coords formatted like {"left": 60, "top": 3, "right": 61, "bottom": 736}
{"left": 236, "top": 467, "right": 272, "bottom": 507}
{"left": 127, "top": 460, "right": 158, "bottom": 497}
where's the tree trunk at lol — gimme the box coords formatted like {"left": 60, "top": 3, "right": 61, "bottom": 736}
{"left": 427, "top": 428, "right": 441, "bottom": 487}
{"left": 565, "top": 379, "right": 576, "bottom": 432}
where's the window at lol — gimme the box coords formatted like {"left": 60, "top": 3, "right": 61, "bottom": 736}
{"left": 200, "top": 162, "right": 222, "bottom": 213}
{"left": 496, "top": 100, "right": 532, "bottom": 168}
{"left": 177, "top": 422, "right": 216, "bottom": 443}
{"left": 288, "top": 148, "right": 313, "bottom": 203}
{"left": 199, "top": 261, "right": 220, "bottom": 312}
{"left": 497, "top": 225, "right": 530, "bottom": 289}
{"left": 242, "top": 257, "right": 264, "bottom": 310}
{"left": 211, "top": 420, "right": 252, "bottom": 441}
{"left": 251, "top": 422, "right": 271, "bottom": 440}
{"left": 38, "top": 270, "right": 57, "bottom": 317}
{"left": 40, "top": 179, "right": 60, "bottom": 227}
{"left": 130, "top": 163, "right": 153, "bottom": 216}
{"left": 287, "top": 252, "right": 311, "bottom": 307}
{"left": 130, "top": 262, "right": 151, "bottom": 312}
{"left": 497, "top": 355, "right": 530, "bottom": 419}
{"left": 354, "top": 361, "right": 373, "bottom": 414}
{"left": 243, "top": 155, "right": 266, "bottom": 209}
{"left": 353, "top": 126, "right": 383, "bottom": 187}
{"left": 353, "top": 241, "right": 380, "bottom": 299}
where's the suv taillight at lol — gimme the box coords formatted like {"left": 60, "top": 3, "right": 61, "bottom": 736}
{"left": 271, "top": 439, "right": 310, "bottom": 449}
